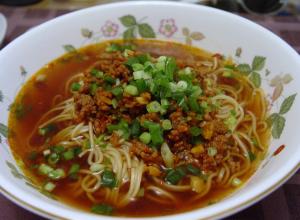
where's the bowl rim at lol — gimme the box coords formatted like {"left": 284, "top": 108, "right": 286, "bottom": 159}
{"left": 0, "top": 1, "right": 300, "bottom": 220}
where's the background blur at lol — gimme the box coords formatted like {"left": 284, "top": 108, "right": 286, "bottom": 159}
{"left": 0, "top": 0, "right": 300, "bottom": 220}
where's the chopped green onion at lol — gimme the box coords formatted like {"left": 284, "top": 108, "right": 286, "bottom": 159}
{"left": 139, "top": 132, "right": 151, "bottom": 144}
{"left": 90, "top": 163, "right": 103, "bottom": 173}
{"left": 101, "top": 170, "right": 116, "bottom": 188}
{"left": 27, "top": 151, "right": 38, "bottom": 160}
{"left": 132, "top": 63, "right": 144, "bottom": 71}
{"left": 69, "top": 164, "right": 80, "bottom": 174}
{"left": 178, "top": 67, "right": 193, "bottom": 75}
{"left": 146, "top": 101, "right": 161, "bottom": 113}
{"left": 161, "top": 142, "right": 174, "bottom": 168}
{"left": 48, "top": 168, "right": 65, "bottom": 180}
{"left": 90, "top": 69, "right": 104, "bottom": 78}
{"left": 224, "top": 114, "right": 237, "bottom": 131}
{"left": 71, "top": 82, "right": 81, "bottom": 91}
{"left": 148, "top": 123, "right": 164, "bottom": 146}
{"left": 186, "top": 164, "right": 201, "bottom": 175}
{"left": 91, "top": 204, "right": 113, "bottom": 215}
{"left": 176, "top": 81, "right": 188, "bottom": 91}
{"left": 105, "top": 43, "right": 121, "bottom": 52}
{"left": 165, "top": 167, "right": 186, "bottom": 185}
{"left": 208, "top": 147, "right": 217, "bottom": 157}
{"left": 130, "top": 119, "right": 140, "bottom": 137}
{"left": 38, "top": 124, "right": 56, "bottom": 136}
{"left": 188, "top": 96, "right": 201, "bottom": 113}
{"left": 103, "top": 75, "right": 116, "bottom": 84}
{"left": 89, "top": 83, "right": 98, "bottom": 95}
{"left": 222, "top": 71, "right": 233, "bottom": 78}
{"left": 124, "top": 85, "right": 138, "bottom": 96}
{"left": 48, "top": 153, "right": 60, "bottom": 165}
{"left": 135, "top": 79, "right": 148, "bottom": 92}
{"left": 111, "top": 99, "right": 118, "bottom": 109}
{"left": 68, "top": 163, "right": 80, "bottom": 179}
{"left": 51, "top": 145, "right": 65, "bottom": 153}
{"left": 38, "top": 164, "right": 54, "bottom": 175}
{"left": 161, "top": 119, "right": 172, "bottom": 130}
{"left": 73, "top": 146, "right": 82, "bottom": 155}
{"left": 133, "top": 70, "right": 151, "bottom": 80}
{"left": 232, "top": 177, "right": 242, "bottom": 187}
{"left": 191, "top": 86, "right": 202, "bottom": 97}
{"left": 63, "top": 149, "right": 74, "bottom": 160}
{"left": 189, "top": 126, "right": 202, "bottom": 136}
{"left": 111, "top": 86, "right": 123, "bottom": 98}
{"left": 43, "top": 182, "right": 56, "bottom": 192}
{"left": 248, "top": 151, "right": 256, "bottom": 161}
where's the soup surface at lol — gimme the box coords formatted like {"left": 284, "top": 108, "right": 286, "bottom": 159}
{"left": 8, "top": 40, "right": 270, "bottom": 217}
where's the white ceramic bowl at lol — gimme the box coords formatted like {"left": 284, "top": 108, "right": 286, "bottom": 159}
{"left": 0, "top": 2, "right": 299, "bottom": 220}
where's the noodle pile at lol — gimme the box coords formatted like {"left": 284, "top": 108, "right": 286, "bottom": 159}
{"left": 22, "top": 41, "right": 270, "bottom": 215}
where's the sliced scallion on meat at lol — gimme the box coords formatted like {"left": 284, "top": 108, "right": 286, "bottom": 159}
{"left": 90, "top": 69, "right": 104, "bottom": 78}
{"left": 146, "top": 101, "right": 161, "bottom": 113}
{"left": 124, "top": 85, "right": 138, "bottom": 96}
{"left": 139, "top": 132, "right": 151, "bottom": 144}
{"left": 208, "top": 147, "right": 217, "bottom": 157}
{"left": 161, "top": 119, "right": 172, "bottom": 130}
{"left": 189, "top": 126, "right": 202, "bottom": 136}
{"left": 130, "top": 119, "right": 140, "bottom": 137}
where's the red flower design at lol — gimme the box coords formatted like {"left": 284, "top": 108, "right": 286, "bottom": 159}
{"left": 101, "top": 20, "right": 119, "bottom": 37}
{"left": 159, "top": 19, "right": 178, "bottom": 38}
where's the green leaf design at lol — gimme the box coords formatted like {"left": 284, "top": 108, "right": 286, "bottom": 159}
{"left": 6, "top": 161, "right": 26, "bottom": 179}
{"left": 20, "top": 66, "right": 27, "bottom": 76}
{"left": 0, "top": 136, "right": 2, "bottom": 143}
{"left": 235, "top": 47, "right": 242, "bottom": 57}
{"left": 185, "top": 37, "right": 192, "bottom": 45}
{"left": 252, "top": 56, "right": 266, "bottom": 71}
{"left": 138, "top": 23, "right": 156, "bottom": 38}
{"left": 0, "top": 123, "right": 8, "bottom": 137}
{"left": 279, "top": 94, "right": 297, "bottom": 115}
{"left": 272, "top": 115, "right": 285, "bottom": 139}
{"left": 249, "top": 72, "right": 261, "bottom": 88}
{"left": 236, "top": 64, "right": 251, "bottom": 75}
{"left": 81, "top": 28, "right": 93, "bottom": 38}
{"left": 0, "top": 90, "right": 3, "bottom": 102}
{"left": 123, "top": 27, "right": 136, "bottom": 40}
{"left": 182, "top": 27, "right": 190, "bottom": 36}
{"left": 190, "top": 32, "right": 205, "bottom": 41}
{"left": 119, "top": 15, "right": 137, "bottom": 27}
{"left": 267, "top": 113, "right": 280, "bottom": 127}
{"left": 63, "top": 45, "right": 76, "bottom": 53}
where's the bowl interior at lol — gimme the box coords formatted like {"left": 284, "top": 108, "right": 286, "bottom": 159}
{"left": 0, "top": 2, "right": 299, "bottom": 220}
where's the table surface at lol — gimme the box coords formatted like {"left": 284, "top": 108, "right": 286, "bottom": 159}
{"left": 0, "top": 5, "right": 300, "bottom": 220}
